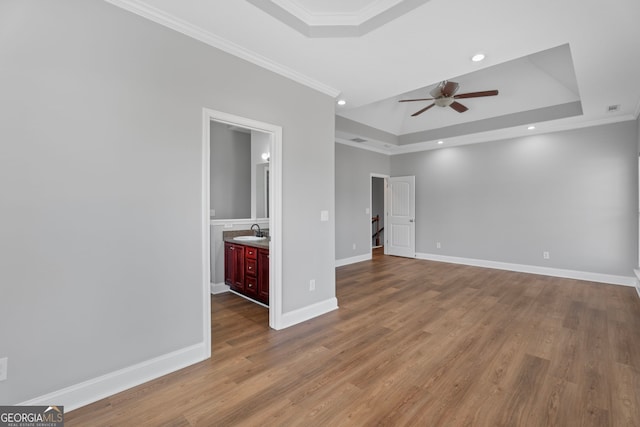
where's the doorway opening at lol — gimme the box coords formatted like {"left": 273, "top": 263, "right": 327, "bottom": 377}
{"left": 371, "top": 176, "right": 386, "bottom": 250}
{"left": 201, "top": 109, "right": 283, "bottom": 353}
{"left": 370, "top": 174, "right": 389, "bottom": 256}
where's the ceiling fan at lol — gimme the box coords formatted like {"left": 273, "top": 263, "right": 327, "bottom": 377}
{"left": 399, "top": 80, "right": 499, "bottom": 117}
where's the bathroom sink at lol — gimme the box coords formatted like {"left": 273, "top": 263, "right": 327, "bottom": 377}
{"left": 234, "top": 236, "right": 267, "bottom": 242}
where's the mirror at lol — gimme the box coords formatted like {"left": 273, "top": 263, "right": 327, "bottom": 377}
{"left": 256, "top": 163, "right": 269, "bottom": 219}
{"left": 210, "top": 120, "right": 270, "bottom": 220}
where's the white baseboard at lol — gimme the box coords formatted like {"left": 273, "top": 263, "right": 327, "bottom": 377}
{"left": 634, "top": 269, "right": 640, "bottom": 298}
{"left": 229, "top": 290, "right": 269, "bottom": 308}
{"left": 278, "top": 297, "right": 338, "bottom": 329}
{"left": 416, "top": 252, "right": 636, "bottom": 287}
{"left": 335, "top": 253, "right": 371, "bottom": 267}
{"left": 19, "top": 342, "right": 208, "bottom": 412}
{"left": 210, "top": 282, "right": 230, "bottom": 294}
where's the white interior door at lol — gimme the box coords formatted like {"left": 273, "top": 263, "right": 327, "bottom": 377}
{"left": 386, "top": 176, "right": 415, "bottom": 258}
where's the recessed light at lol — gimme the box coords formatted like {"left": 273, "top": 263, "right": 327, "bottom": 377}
{"left": 527, "top": 125, "right": 536, "bottom": 130}
{"left": 337, "top": 99, "right": 346, "bottom": 106}
{"left": 437, "top": 140, "right": 444, "bottom": 145}
{"left": 471, "top": 53, "right": 485, "bottom": 62}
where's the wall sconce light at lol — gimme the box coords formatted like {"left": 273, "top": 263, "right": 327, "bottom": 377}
{"left": 261, "top": 152, "right": 270, "bottom": 161}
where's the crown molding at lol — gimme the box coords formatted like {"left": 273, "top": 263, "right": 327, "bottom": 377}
{"left": 335, "top": 137, "right": 393, "bottom": 155}
{"left": 391, "top": 114, "right": 638, "bottom": 155}
{"left": 103, "top": 0, "right": 341, "bottom": 98}
{"left": 337, "top": 114, "right": 638, "bottom": 156}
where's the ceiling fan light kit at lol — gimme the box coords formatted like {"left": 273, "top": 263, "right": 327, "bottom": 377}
{"left": 399, "top": 80, "right": 499, "bottom": 117}
{"left": 434, "top": 97, "right": 454, "bottom": 107}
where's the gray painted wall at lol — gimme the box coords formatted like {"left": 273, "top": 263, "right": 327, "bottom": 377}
{"left": 335, "top": 144, "right": 390, "bottom": 260}
{"left": 210, "top": 122, "right": 251, "bottom": 219}
{"left": 0, "top": 0, "right": 335, "bottom": 404}
{"left": 391, "top": 121, "right": 638, "bottom": 276}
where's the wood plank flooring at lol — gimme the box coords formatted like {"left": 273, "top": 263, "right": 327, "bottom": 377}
{"left": 67, "top": 251, "right": 640, "bottom": 426}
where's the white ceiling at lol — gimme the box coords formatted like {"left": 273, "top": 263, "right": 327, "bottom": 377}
{"left": 107, "top": 0, "right": 640, "bottom": 153}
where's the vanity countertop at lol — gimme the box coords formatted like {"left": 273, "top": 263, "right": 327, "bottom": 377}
{"left": 223, "top": 230, "right": 270, "bottom": 250}
{"left": 224, "top": 237, "right": 270, "bottom": 250}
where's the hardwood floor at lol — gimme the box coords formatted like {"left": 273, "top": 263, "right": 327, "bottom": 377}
{"left": 67, "top": 251, "right": 640, "bottom": 426}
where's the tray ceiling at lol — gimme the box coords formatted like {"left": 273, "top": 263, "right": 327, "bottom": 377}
{"left": 105, "top": 0, "right": 640, "bottom": 154}
{"left": 246, "top": 0, "right": 429, "bottom": 37}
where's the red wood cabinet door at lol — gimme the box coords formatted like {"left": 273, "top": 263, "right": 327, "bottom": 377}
{"left": 257, "top": 249, "right": 269, "bottom": 304}
{"left": 224, "top": 243, "right": 244, "bottom": 291}
{"left": 233, "top": 246, "right": 245, "bottom": 290}
{"left": 224, "top": 243, "right": 233, "bottom": 286}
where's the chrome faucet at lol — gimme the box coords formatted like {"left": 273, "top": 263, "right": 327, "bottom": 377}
{"left": 251, "top": 224, "right": 264, "bottom": 237}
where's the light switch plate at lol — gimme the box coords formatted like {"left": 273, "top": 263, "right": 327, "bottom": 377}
{"left": 320, "top": 210, "right": 329, "bottom": 222}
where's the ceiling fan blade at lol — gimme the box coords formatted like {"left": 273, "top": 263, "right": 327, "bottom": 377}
{"left": 441, "top": 81, "right": 459, "bottom": 97}
{"left": 429, "top": 81, "right": 446, "bottom": 98}
{"left": 398, "top": 98, "right": 435, "bottom": 103}
{"left": 411, "top": 103, "right": 435, "bottom": 117}
{"left": 450, "top": 101, "right": 468, "bottom": 113}
{"left": 454, "top": 90, "right": 499, "bottom": 99}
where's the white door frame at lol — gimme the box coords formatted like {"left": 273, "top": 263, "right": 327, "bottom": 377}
{"left": 202, "top": 109, "right": 283, "bottom": 351}
{"left": 370, "top": 173, "right": 389, "bottom": 254}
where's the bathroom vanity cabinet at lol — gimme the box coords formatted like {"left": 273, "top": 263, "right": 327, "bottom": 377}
{"left": 224, "top": 241, "right": 269, "bottom": 305}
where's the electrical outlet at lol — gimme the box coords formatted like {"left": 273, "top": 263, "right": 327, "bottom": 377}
{"left": 309, "top": 279, "right": 316, "bottom": 291}
{"left": 543, "top": 251, "right": 550, "bottom": 259}
{"left": 436, "top": 242, "right": 441, "bottom": 249}
{"left": 0, "top": 357, "right": 7, "bottom": 381}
